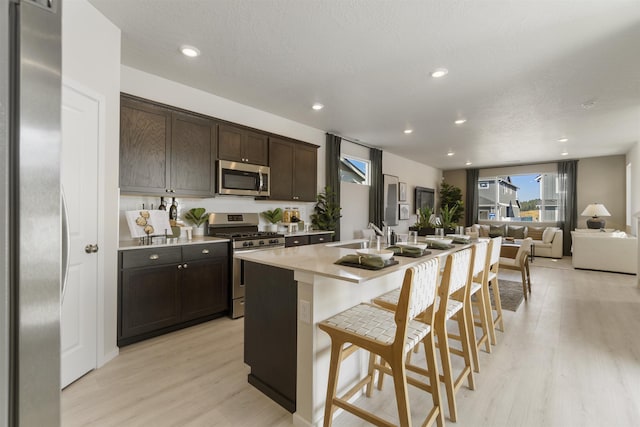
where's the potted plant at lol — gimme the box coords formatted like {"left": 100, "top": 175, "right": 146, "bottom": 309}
{"left": 311, "top": 186, "right": 341, "bottom": 234}
{"left": 184, "top": 207, "right": 208, "bottom": 236}
{"left": 410, "top": 206, "right": 436, "bottom": 236}
{"left": 440, "top": 204, "right": 458, "bottom": 234}
{"left": 261, "top": 208, "right": 283, "bottom": 232}
{"left": 439, "top": 182, "right": 464, "bottom": 225}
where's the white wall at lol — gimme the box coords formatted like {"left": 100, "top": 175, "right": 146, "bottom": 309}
{"left": 383, "top": 151, "right": 442, "bottom": 234}
{"left": 62, "top": 0, "right": 121, "bottom": 366}
{"left": 627, "top": 142, "right": 640, "bottom": 236}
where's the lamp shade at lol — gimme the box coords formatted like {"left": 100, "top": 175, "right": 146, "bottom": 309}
{"left": 581, "top": 203, "right": 611, "bottom": 217}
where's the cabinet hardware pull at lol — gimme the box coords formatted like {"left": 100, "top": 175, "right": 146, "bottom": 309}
{"left": 183, "top": 263, "right": 188, "bottom": 268}
{"left": 177, "top": 264, "right": 182, "bottom": 269}
{"left": 318, "top": 238, "right": 324, "bottom": 241}
{"left": 202, "top": 249, "right": 210, "bottom": 254}
{"left": 149, "top": 254, "right": 159, "bottom": 260}
{"left": 293, "top": 241, "right": 299, "bottom": 244}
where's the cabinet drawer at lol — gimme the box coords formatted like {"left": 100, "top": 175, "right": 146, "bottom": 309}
{"left": 121, "top": 247, "right": 182, "bottom": 269}
{"left": 182, "top": 243, "right": 228, "bottom": 261}
{"left": 309, "top": 234, "right": 332, "bottom": 245}
{"left": 285, "top": 235, "right": 309, "bottom": 247}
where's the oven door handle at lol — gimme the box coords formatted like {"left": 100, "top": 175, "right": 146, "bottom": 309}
{"left": 258, "top": 171, "right": 263, "bottom": 193}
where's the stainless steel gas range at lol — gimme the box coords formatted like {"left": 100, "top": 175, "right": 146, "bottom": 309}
{"left": 208, "top": 213, "right": 285, "bottom": 318}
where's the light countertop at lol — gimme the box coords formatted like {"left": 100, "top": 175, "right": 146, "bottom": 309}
{"left": 119, "top": 236, "right": 230, "bottom": 251}
{"left": 234, "top": 239, "right": 462, "bottom": 284}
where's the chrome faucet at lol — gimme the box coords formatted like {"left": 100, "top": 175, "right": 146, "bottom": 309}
{"left": 368, "top": 222, "right": 384, "bottom": 237}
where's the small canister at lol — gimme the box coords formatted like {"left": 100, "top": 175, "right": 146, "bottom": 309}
{"left": 283, "top": 207, "right": 292, "bottom": 223}
{"left": 292, "top": 207, "right": 300, "bottom": 222}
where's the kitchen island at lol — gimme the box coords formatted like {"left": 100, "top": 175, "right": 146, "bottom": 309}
{"left": 236, "top": 240, "right": 462, "bottom": 427}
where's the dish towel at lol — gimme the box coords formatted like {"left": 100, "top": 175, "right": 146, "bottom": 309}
{"left": 424, "top": 239, "right": 455, "bottom": 250}
{"left": 386, "top": 245, "right": 425, "bottom": 257}
{"left": 335, "top": 254, "right": 385, "bottom": 269}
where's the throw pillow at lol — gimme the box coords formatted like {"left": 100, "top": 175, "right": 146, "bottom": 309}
{"left": 528, "top": 227, "right": 544, "bottom": 241}
{"left": 489, "top": 224, "right": 506, "bottom": 238}
{"left": 542, "top": 227, "right": 557, "bottom": 243}
{"left": 478, "top": 224, "right": 490, "bottom": 238}
{"left": 507, "top": 225, "right": 525, "bottom": 239}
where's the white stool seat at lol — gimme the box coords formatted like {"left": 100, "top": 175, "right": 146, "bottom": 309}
{"left": 470, "top": 281, "right": 482, "bottom": 294}
{"left": 376, "top": 289, "right": 462, "bottom": 321}
{"left": 323, "top": 303, "right": 431, "bottom": 353}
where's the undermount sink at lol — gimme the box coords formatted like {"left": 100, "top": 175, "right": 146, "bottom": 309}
{"left": 330, "top": 242, "right": 367, "bottom": 249}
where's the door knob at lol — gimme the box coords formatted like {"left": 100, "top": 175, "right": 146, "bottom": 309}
{"left": 84, "top": 244, "right": 99, "bottom": 254}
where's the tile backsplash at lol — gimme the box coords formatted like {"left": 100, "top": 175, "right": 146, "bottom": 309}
{"left": 119, "top": 193, "right": 314, "bottom": 241}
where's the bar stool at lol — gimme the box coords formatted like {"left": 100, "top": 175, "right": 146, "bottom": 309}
{"left": 319, "top": 258, "right": 443, "bottom": 427}
{"left": 373, "top": 248, "right": 475, "bottom": 422}
{"left": 485, "top": 236, "right": 504, "bottom": 343}
{"left": 499, "top": 237, "right": 532, "bottom": 300}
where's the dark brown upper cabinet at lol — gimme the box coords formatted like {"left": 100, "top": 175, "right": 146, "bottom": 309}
{"left": 269, "top": 137, "right": 318, "bottom": 202}
{"left": 120, "top": 94, "right": 216, "bottom": 197}
{"left": 218, "top": 124, "right": 269, "bottom": 166}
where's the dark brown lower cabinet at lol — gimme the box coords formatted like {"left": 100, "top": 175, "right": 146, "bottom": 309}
{"left": 244, "top": 262, "right": 297, "bottom": 413}
{"left": 118, "top": 243, "right": 229, "bottom": 346}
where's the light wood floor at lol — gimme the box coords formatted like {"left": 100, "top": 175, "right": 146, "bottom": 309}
{"left": 62, "top": 258, "right": 640, "bottom": 426}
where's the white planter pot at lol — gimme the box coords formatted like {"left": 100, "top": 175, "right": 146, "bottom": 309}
{"left": 267, "top": 223, "right": 278, "bottom": 232}
{"left": 193, "top": 225, "right": 205, "bottom": 236}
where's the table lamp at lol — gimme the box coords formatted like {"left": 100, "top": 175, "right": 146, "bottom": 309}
{"left": 581, "top": 203, "right": 610, "bottom": 229}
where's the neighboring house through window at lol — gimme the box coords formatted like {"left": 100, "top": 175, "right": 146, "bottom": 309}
{"left": 340, "top": 155, "right": 370, "bottom": 185}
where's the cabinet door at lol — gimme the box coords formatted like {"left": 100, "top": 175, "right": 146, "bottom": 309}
{"left": 218, "top": 124, "right": 244, "bottom": 163}
{"left": 269, "top": 138, "right": 294, "bottom": 200}
{"left": 293, "top": 144, "right": 318, "bottom": 202}
{"left": 244, "top": 130, "right": 269, "bottom": 165}
{"left": 171, "top": 112, "right": 216, "bottom": 196}
{"left": 180, "top": 257, "right": 229, "bottom": 322}
{"left": 119, "top": 264, "right": 181, "bottom": 341}
{"left": 120, "top": 97, "right": 171, "bottom": 194}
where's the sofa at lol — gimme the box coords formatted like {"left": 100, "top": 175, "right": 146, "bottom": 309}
{"left": 467, "top": 222, "right": 563, "bottom": 259}
{"left": 571, "top": 230, "right": 638, "bottom": 274}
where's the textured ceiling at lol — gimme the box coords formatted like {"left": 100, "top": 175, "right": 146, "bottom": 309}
{"left": 88, "top": 0, "right": 640, "bottom": 170}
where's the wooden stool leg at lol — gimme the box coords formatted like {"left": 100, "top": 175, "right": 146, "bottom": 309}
{"left": 475, "top": 288, "right": 492, "bottom": 353}
{"left": 323, "top": 339, "right": 344, "bottom": 427}
{"left": 491, "top": 278, "right": 505, "bottom": 332}
{"left": 483, "top": 281, "right": 497, "bottom": 345}
{"left": 526, "top": 260, "right": 532, "bottom": 294}
{"left": 521, "top": 267, "right": 528, "bottom": 301}
{"left": 390, "top": 357, "right": 411, "bottom": 427}
{"left": 465, "top": 298, "right": 480, "bottom": 373}
{"left": 423, "top": 333, "right": 444, "bottom": 427}
{"left": 457, "top": 308, "right": 475, "bottom": 391}
{"left": 437, "top": 324, "right": 458, "bottom": 422}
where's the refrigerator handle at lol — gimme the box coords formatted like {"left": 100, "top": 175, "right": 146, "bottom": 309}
{"left": 61, "top": 187, "right": 70, "bottom": 302}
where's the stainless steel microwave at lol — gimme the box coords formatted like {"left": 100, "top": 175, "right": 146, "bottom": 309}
{"left": 217, "top": 160, "right": 270, "bottom": 196}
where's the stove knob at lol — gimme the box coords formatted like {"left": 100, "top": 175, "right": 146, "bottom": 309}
{"left": 242, "top": 241, "right": 250, "bottom": 247}
{"left": 247, "top": 241, "right": 254, "bottom": 246}
{"left": 259, "top": 240, "right": 265, "bottom": 245}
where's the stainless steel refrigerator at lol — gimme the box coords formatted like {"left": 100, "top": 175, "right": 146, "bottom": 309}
{"left": 1, "top": 0, "right": 62, "bottom": 426}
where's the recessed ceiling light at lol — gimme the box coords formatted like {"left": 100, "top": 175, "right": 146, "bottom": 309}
{"left": 557, "top": 137, "right": 569, "bottom": 142}
{"left": 561, "top": 151, "right": 569, "bottom": 156}
{"left": 180, "top": 45, "right": 200, "bottom": 57}
{"left": 403, "top": 129, "right": 413, "bottom": 134}
{"left": 430, "top": 68, "right": 449, "bottom": 78}
{"left": 312, "top": 103, "right": 324, "bottom": 110}
{"left": 447, "top": 151, "right": 455, "bottom": 156}
{"left": 454, "top": 118, "right": 467, "bottom": 125}
{"left": 465, "top": 161, "right": 472, "bottom": 166}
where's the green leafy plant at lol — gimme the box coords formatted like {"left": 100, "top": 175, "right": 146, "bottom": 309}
{"left": 414, "top": 206, "right": 434, "bottom": 229}
{"left": 311, "top": 186, "right": 342, "bottom": 231}
{"left": 184, "top": 207, "right": 208, "bottom": 227}
{"left": 439, "top": 182, "right": 464, "bottom": 224}
{"left": 261, "top": 208, "right": 283, "bottom": 224}
{"left": 440, "top": 204, "right": 458, "bottom": 230}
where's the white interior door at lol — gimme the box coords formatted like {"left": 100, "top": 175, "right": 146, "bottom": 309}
{"left": 60, "top": 82, "right": 99, "bottom": 388}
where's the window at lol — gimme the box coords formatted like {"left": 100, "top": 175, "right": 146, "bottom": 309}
{"left": 478, "top": 172, "right": 559, "bottom": 222}
{"left": 340, "top": 155, "right": 370, "bottom": 185}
